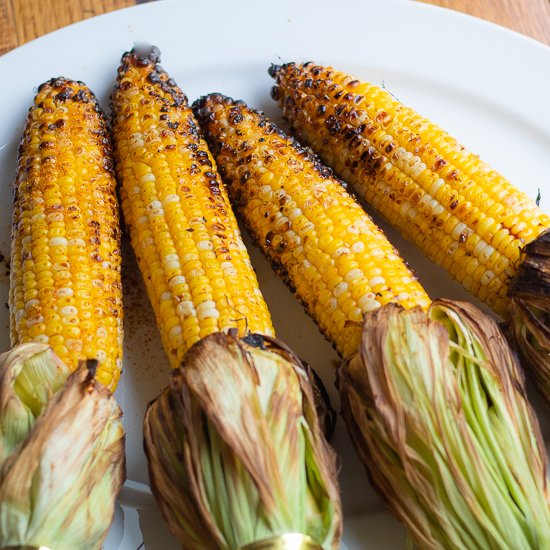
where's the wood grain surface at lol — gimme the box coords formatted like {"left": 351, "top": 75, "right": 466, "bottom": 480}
{"left": 421, "top": 0, "right": 550, "bottom": 44}
{"left": 1, "top": 0, "right": 549, "bottom": 55}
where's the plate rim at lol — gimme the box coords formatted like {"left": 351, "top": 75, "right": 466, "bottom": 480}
{"left": 2, "top": 0, "right": 550, "bottom": 64}
{"left": 1, "top": 1, "right": 549, "bottom": 547}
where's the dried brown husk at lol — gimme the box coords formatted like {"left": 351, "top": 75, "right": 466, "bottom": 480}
{"left": 508, "top": 228, "right": 550, "bottom": 404}
{"left": 0, "top": 344, "right": 125, "bottom": 550}
{"left": 338, "top": 300, "right": 550, "bottom": 550}
{"left": 143, "top": 332, "right": 341, "bottom": 550}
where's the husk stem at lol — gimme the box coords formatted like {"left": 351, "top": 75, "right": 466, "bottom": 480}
{"left": 238, "top": 533, "right": 322, "bottom": 549}
{"left": 338, "top": 299, "right": 550, "bottom": 550}
{"left": 143, "top": 332, "right": 342, "bottom": 550}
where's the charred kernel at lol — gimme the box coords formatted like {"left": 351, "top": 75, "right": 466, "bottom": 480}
{"left": 433, "top": 157, "right": 447, "bottom": 170}
{"left": 270, "top": 86, "right": 281, "bottom": 100}
{"left": 47, "top": 119, "right": 66, "bottom": 131}
{"left": 447, "top": 169, "right": 459, "bottom": 181}
{"left": 325, "top": 115, "right": 341, "bottom": 136}
{"left": 73, "top": 89, "right": 89, "bottom": 103}
{"left": 229, "top": 110, "right": 244, "bottom": 124}
{"left": 317, "top": 105, "right": 327, "bottom": 115}
{"left": 304, "top": 79, "right": 313, "bottom": 88}
{"left": 148, "top": 71, "right": 161, "bottom": 84}
{"left": 268, "top": 64, "right": 281, "bottom": 78}
{"left": 55, "top": 88, "right": 73, "bottom": 101}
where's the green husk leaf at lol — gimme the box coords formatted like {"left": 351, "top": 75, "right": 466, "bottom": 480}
{"left": 0, "top": 346, "right": 125, "bottom": 550}
{"left": 508, "top": 228, "right": 550, "bottom": 404}
{"left": 338, "top": 299, "right": 550, "bottom": 550}
{"left": 143, "top": 332, "right": 341, "bottom": 550}
{"left": 0, "top": 344, "right": 70, "bottom": 463}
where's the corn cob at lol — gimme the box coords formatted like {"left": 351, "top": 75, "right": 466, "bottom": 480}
{"left": 269, "top": 62, "right": 550, "bottom": 400}
{"left": 193, "top": 94, "right": 430, "bottom": 359}
{"left": 193, "top": 95, "right": 550, "bottom": 550}
{"left": 10, "top": 78, "right": 123, "bottom": 390}
{"left": 111, "top": 49, "right": 274, "bottom": 368}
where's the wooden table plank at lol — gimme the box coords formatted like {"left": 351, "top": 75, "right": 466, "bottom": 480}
{"left": 0, "top": 0, "right": 17, "bottom": 53}
{"left": 4, "top": 0, "right": 136, "bottom": 54}
{"left": 1, "top": 0, "right": 549, "bottom": 56}
{"left": 420, "top": 0, "right": 550, "bottom": 45}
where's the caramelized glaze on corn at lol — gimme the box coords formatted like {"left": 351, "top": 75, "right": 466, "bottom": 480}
{"left": 10, "top": 78, "right": 123, "bottom": 390}
{"left": 111, "top": 51, "right": 274, "bottom": 368}
{"left": 194, "top": 94, "right": 430, "bottom": 359}
{"left": 269, "top": 63, "right": 550, "bottom": 318}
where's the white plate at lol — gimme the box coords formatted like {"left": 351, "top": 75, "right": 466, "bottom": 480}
{"left": 1, "top": 0, "right": 549, "bottom": 548}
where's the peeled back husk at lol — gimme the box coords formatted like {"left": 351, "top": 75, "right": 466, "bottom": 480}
{"left": 0, "top": 343, "right": 125, "bottom": 550}
{"left": 508, "top": 228, "right": 550, "bottom": 404}
{"left": 143, "top": 331, "right": 342, "bottom": 550}
{"left": 338, "top": 299, "right": 550, "bottom": 550}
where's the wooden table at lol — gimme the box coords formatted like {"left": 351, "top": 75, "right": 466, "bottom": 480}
{"left": 1, "top": 0, "right": 549, "bottom": 55}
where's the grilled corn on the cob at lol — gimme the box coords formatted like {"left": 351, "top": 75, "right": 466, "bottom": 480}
{"left": 113, "top": 48, "right": 342, "bottom": 549}
{"left": 10, "top": 78, "right": 123, "bottom": 390}
{"left": 193, "top": 94, "right": 430, "bottom": 358}
{"left": 269, "top": 62, "right": 550, "bottom": 400}
{"left": 1, "top": 79, "right": 125, "bottom": 550}
{"left": 194, "top": 94, "right": 550, "bottom": 550}
{"left": 111, "top": 49, "right": 274, "bottom": 368}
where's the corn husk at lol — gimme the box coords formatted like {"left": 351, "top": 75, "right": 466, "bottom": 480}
{"left": 143, "top": 332, "right": 342, "bottom": 550}
{"left": 338, "top": 299, "right": 550, "bottom": 550}
{"left": 508, "top": 228, "right": 550, "bottom": 404}
{"left": 0, "top": 344, "right": 125, "bottom": 550}
{"left": 0, "top": 344, "right": 70, "bottom": 464}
